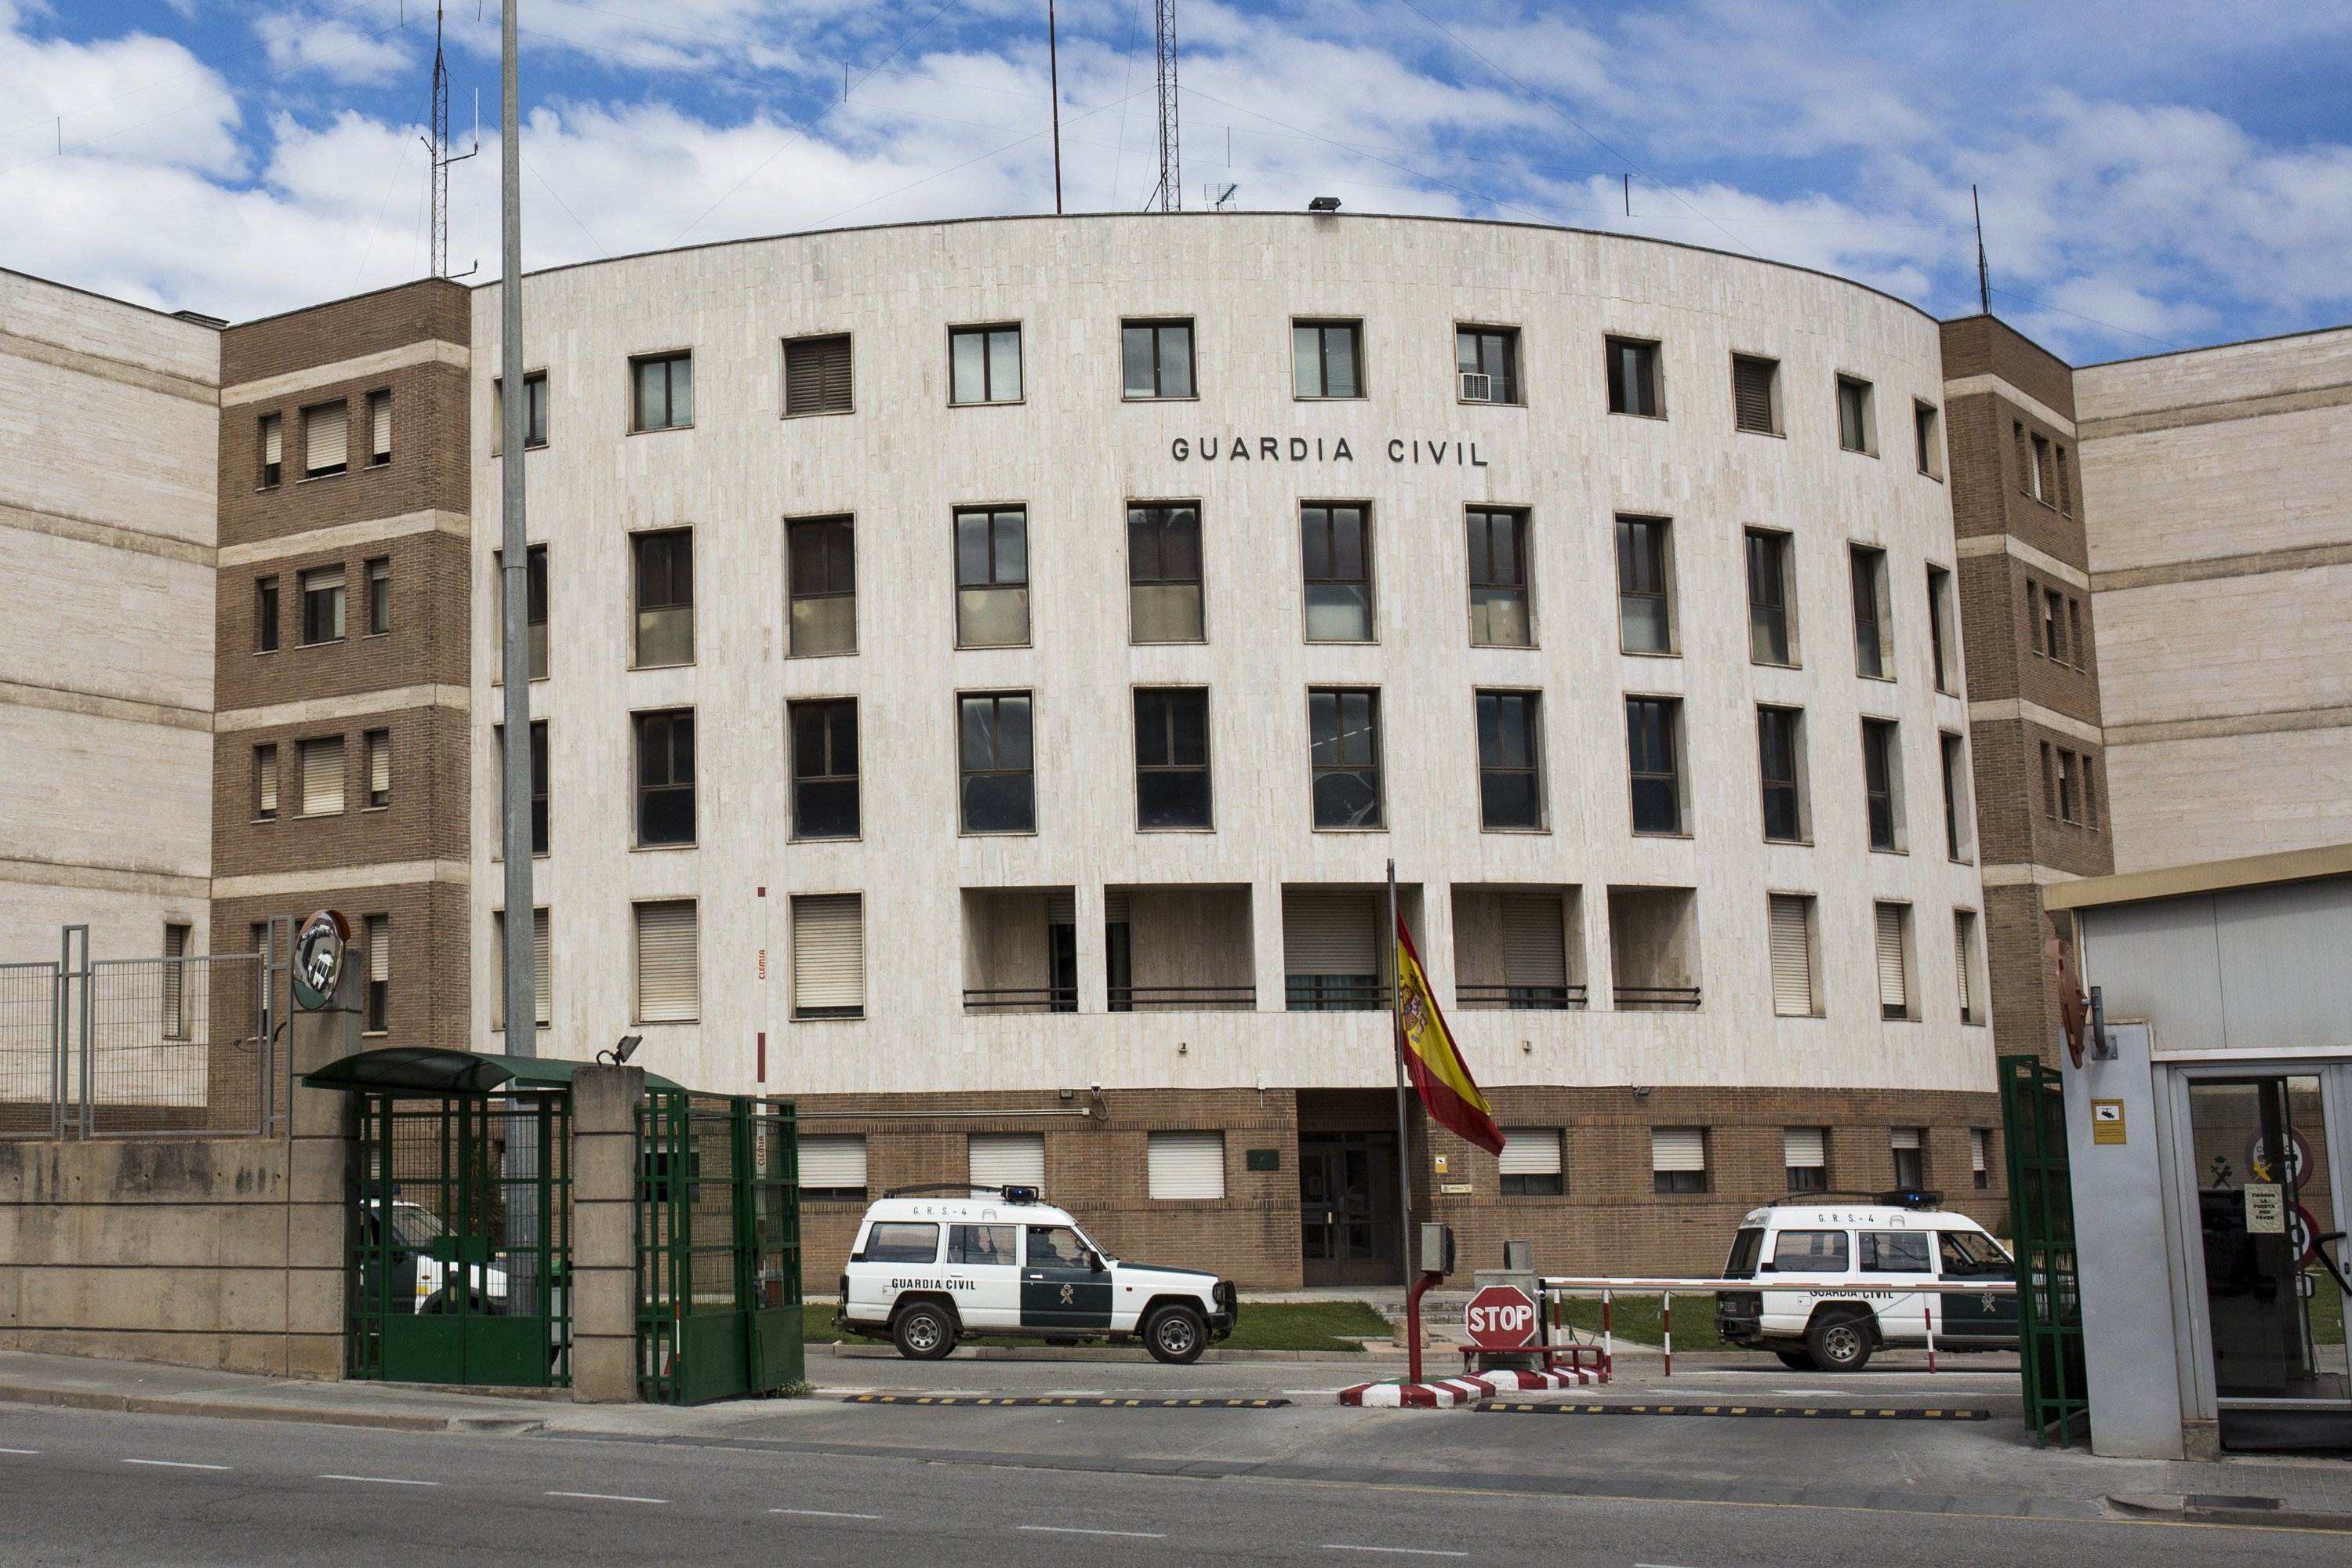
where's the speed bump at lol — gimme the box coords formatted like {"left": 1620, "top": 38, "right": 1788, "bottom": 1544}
{"left": 1478, "top": 1402, "right": 1988, "bottom": 1420}
{"left": 842, "top": 1395, "right": 1290, "bottom": 1408}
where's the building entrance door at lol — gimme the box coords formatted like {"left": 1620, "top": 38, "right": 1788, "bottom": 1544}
{"left": 2182, "top": 1069, "right": 2350, "bottom": 1450}
{"left": 1299, "top": 1131, "right": 1400, "bottom": 1287}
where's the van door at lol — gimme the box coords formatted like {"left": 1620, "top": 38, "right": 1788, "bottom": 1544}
{"left": 1859, "top": 1229, "right": 1934, "bottom": 1343}
{"left": 1022, "top": 1224, "right": 1113, "bottom": 1331}
{"left": 946, "top": 1222, "right": 1022, "bottom": 1330}
{"left": 1935, "top": 1230, "right": 2019, "bottom": 1344}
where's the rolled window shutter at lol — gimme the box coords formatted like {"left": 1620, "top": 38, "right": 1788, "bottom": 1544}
{"left": 1498, "top": 1129, "right": 1563, "bottom": 1177}
{"left": 532, "top": 908, "right": 551, "bottom": 1026}
{"left": 1283, "top": 891, "right": 1378, "bottom": 973}
{"left": 305, "top": 401, "right": 347, "bottom": 473}
{"left": 1104, "top": 891, "right": 1132, "bottom": 924}
{"left": 1652, "top": 1127, "right": 1705, "bottom": 1173}
{"left": 370, "top": 392, "right": 391, "bottom": 457}
{"left": 1889, "top": 1127, "right": 1922, "bottom": 1151}
{"left": 1875, "top": 905, "right": 1907, "bottom": 1011}
{"left": 258, "top": 752, "right": 278, "bottom": 816}
{"left": 791, "top": 894, "right": 864, "bottom": 1016}
{"left": 1147, "top": 1131, "right": 1225, "bottom": 1199}
{"left": 1784, "top": 1127, "right": 1826, "bottom": 1168}
{"left": 1500, "top": 895, "right": 1567, "bottom": 988}
{"left": 369, "top": 735, "right": 390, "bottom": 797}
{"left": 822, "top": 336, "right": 852, "bottom": 408}
{"left": 1969, "top": 1129, "right": 1987, "bottom": 1174}
{"left": 262, "top": 416, "right": 282, "bottom": 466}
{"left": 300, "top": 737, "right": 344, "bottom": 815}
{"left": 1046, "top": 890, "right": 1076, "bottom": 925}
{"left": 1733, "top": 358, "right": 1773, "bottom": 430}
{"left": 786, "top": 336, "right": 854, "bottom": 413}
{"left": 366, "top": 916, "right": 389, "bottom": 984}
{"left": 1769, "top": 895, "right": 1813, "bottom": 1016}
{"left": 801, "top": 1135, "right": 867, "bottom": 1191}
{"left": 1955, "top": 913, "right": 1974, "bottom": 1017}
{"left": 634, "top": 901, "right": 699, "bottom": 1022}
{"left": 968, "top": 1133, "right": 1044, "bottom": 1189}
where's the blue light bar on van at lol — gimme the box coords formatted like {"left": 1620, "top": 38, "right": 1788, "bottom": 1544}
{"left": 1878, "top": 1188, "right": 1941, "bottom": 1209}
{"left": 1000, "top": 1185, "right": 1040, "bottom": 1204}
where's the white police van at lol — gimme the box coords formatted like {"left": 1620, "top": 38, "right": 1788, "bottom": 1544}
{"left": 837, "top": 1185, "right": 1239, "bottom": 1363}
{"left": 361, "top": 1199, "right": 510, "bottom": 1314}
{"left": 1713, "top": 1191, "right": 2016, "bottom": 1371}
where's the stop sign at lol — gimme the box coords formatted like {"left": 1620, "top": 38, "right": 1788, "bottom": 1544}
{"left": 1464, "top": 1283, "right": 1539, "bottom": 1350}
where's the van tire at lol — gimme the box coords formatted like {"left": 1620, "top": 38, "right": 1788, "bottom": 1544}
{"left": 891, "top": 1300, "right": 958, "bottom": 1361}
{"left": 1805, "top": 1310, "right": 1875, "bottom": 1372}
{"left": 1775, "top": 1349, "right": 1816, "bottom": 1370}
{"left": 1143, "top": 1304, "right": 1207, "bottom": 1365}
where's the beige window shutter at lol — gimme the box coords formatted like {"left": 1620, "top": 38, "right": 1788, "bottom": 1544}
{"left": 532, "top": 908, "right": 551, "bottom": 1025}
{"left": 1889, "top": 1127, "right": 1922, "bottom": 1152}
{"left": 1498, "top": 1129, "right": 1563, "bottom": 1177}
{"left": 790, "top": 894, "right": 864, "bottom": 1016}
{"left": 257, "top": 748, "right": 278, "bottom": 816}
{"left": 304, "top": 401, "right": 347, "bottom": 474}
{"left": 634, "top": 901, "right": 699, "bottom": 1022}
{"left": 261, "top": 414, "right": 282, "bottom": 466}
{"left": 1969, "top": 1129, "right": 1987, "bottom": 1174}
{"left": 369, "top": 734, "right": 390, "bottom": 798}
{"left": 366, "top": 915, "right": 389, "bottom": 984}
{"left": 967, "top": 1132, "right": 1044, "bottom": 1189}
{"left": 1146, "top": 1131, "right": 1226, "bottom": 1199}
{"left": 1875, "top": 904, "right": 1908, "bottom": 1011}
{"left": 1283, "top": 891, "right": 1378, "bottom": 975}
{"left": 1651, "top": 1127, "right": 1705, "bottom": 1173}
{"left": 1500, "top": 895, "right": 1567, "bottom": 989}
{"left": 300, "top": 736, "right": 344, "bottom": 815}
{"left": 1769, "top": 895, "right": 1814, "bottom": 1016}
{"left": 800, "top": 1135, "right": 867, "bottom": 1190}
{"left": 370, "top": 391, "right": 392, "bottom": 458}
{"left": 1784, "top": 1127, "right": 1827, "bottom": 1169}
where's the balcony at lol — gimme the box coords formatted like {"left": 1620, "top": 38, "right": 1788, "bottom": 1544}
{"left": 1451, "top": 885, "right": 1585, "bottom": 1012}
{"left": 1607, "top": 885, "right": 1703, "bottom": 1013}
{"left": 961, "top": 887, "right": 1076, "bottom": 1015}
{"left": 1108, "top": 884, "right": 1254, "bottom": 1012}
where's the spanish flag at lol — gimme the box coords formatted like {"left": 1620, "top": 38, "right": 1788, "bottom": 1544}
{"left": 1394, "top": 915, "right": 1504, "bottom": 1156}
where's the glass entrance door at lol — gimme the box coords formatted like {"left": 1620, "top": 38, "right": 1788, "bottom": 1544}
{"left": 2183, "top": 1072, "right": 2349, "bottom": 1449}
{"left": 1299, "top": 1131, "right": 1401, "bottom": 1287}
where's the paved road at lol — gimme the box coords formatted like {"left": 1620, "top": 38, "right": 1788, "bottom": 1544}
{"left": 2, "top": 1403, "right": 2340, "bottom": 1568}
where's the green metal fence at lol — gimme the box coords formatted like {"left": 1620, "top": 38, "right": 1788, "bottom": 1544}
{"left": 2000, "top": 1052, "right": 2087, "bottom": 1446}
{"left": 637, "top": 1091, "right": 803, "bottom": 1403}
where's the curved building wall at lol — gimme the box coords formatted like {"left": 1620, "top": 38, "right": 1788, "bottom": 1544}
{"left": 466, "top": 214, "right": 1996, "bottom": 1280}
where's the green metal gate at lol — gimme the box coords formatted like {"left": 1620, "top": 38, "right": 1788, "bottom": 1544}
{"left": 2000, "top": 1052, "right": 2087, "bottom": 1446}
{"left": 637, "top": 1091, "right": 803, "bottom": 1403}
{"left": 348, "top": 1089, "right": 572, "bottom": 1387}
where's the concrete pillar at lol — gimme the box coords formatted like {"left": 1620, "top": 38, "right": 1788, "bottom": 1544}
{"left": 285, "top": 958, "right": 361, "bottom": 1379}
{"left": 569, "top": 1064, "right": 643, "bottom": 1403}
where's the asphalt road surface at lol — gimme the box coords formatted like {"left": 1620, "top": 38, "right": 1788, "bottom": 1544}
{"left": 2, "top": 1403, "right": 2341, "bottom": 1568}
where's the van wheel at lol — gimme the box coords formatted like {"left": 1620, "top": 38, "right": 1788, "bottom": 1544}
{"left": 891, "top": 1301, "right": 957, "bottom": 1361}
{"left": 1806, "top": 1311, "right": 1874, "bottom": 1372}
{"left": 1144, "top": 1304, "right": 1207, "bottom": 1365}
{"left": 1775, "top": 1349, "right": 1816, "bottom": 1370}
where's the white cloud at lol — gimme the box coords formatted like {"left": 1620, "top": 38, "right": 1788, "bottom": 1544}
{"left": 255, "top": 6, "right": 413, "bottom": 87}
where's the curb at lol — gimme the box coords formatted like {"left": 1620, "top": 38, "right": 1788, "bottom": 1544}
{"left": 1337, "top": 1368, "right": 1602, "bottom": 1409}
{"left": 0, "top": 1381, "right": 539, "bottom": 1436}
{"left": 2106, "top": 1493, "right": 2352, "bottom": 1534}
{"left": 824, "top": 1344, "right": 1399, "bottom": 1364}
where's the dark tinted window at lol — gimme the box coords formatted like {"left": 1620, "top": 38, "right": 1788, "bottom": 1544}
{"left": 1769, "top": 1229, "right": 1850, "bottom": 1272}
{"left": 791, "top": 699, "right": 858, "bottom": 840}
{"left": 1301, "top": 503, "right": 1372, "bottom": 641}
{"left": 1123, "top": 321, "right": 1195, "bottom": 398}
{"left": 861, "top": 1222, "right": 939, "bottom": 1264}
{"left": 634, "top": 710, "right": 695, "bottom": 846}
{"left": 1606, "top": 336, "right": 1661, "bottom": 416}
{"left": 959, "top": 692, "right": 1035, "bottom": 833}
{"left": 1134, "top": 688, "right": 1211, "bottom": 829}
{"left": 1860, "top": 1231, "right": 1933, "bottom": 1273}
{"left": 1627, "top": 698, "right": 1682, "bottom": 834}
{"left": 1308, "top": 688, "right": 1381, "bottom": 829}
{"left": 1476, "top": 691, "right": 1543, "bottom": 830}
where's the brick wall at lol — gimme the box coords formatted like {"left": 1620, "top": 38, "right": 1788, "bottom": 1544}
{"left": 212, "top": 880, "right": 470, "bottom": 1053}
{"left": 215, "top": 530, "right": 469, "bottom": 711}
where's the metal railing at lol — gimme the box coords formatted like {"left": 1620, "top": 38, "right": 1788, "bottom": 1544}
{"left": 1284, "top": 977, "right": 1390, "bottom": 1012}
{"left": 961, "top": 986, "right": 1079, "bottom": 1014}
{"left": 1456, "top": 983, "right": 1588, "bottom": 1011}
{"left": 1109, "top": 984, "right": 1255, "bottom": 1011}
{"left": 0, "top": 960, "right": 61, "bottom": 1138}
{"left": 1612, "top": 985, "right": 1701, "bottom": 1011}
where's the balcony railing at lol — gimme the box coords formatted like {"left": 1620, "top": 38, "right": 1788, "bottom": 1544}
{"left": 1109, "top": 984, "right": 1255, "bottom": 1013}
{"left": 1455, "top": 983, "right": 1589, "bottom": 1011}
{"left": 1614, "top": 985, "right": 1702, "bottom": 1011}
{"left": 962, "top": 986, "right": 1078, "bottom": 1015}
{"left": 1284, "top": 975, "right": 1390, "bottom": 1013}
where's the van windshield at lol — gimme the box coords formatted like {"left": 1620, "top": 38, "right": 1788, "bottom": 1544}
{"left": 1725, "top": 1227, "right": 1764, "bottom": 1279}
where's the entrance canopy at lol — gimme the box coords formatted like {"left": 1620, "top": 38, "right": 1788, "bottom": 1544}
{"left": 301, "top": 1046, "right": 684, "bottom": 1096}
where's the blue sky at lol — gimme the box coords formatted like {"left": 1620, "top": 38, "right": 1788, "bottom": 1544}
{"left": 5, "top": 1, "right": 2349, "bottom": 361}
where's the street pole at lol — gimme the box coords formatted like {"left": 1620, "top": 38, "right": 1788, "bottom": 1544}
{"left": 1387, "top": 859, "right": 1414, "bottom": 1287}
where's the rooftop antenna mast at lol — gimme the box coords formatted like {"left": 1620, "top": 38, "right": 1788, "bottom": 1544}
{"left": 423, "top": 5, "right": 480, "bottom": 278}
{"left": 1152, "top": 0, "right": 1181, "bottom": 212}
{"left": 1973, "top": 183, "right": 1991, "bottom": 315}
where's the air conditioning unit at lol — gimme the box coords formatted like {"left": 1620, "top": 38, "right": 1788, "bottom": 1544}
{"left": 1459, "top": 372, "right": 1493, "bottom": 402}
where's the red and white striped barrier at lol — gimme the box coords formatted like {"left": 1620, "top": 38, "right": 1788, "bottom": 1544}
{"left": 1338, "top": 1367, "right": 1602, "bottom": 1408}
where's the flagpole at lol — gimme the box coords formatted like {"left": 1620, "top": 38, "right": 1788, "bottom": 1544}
{"left": 1387, "top": 858, "right": 1414, "bottom": 1289}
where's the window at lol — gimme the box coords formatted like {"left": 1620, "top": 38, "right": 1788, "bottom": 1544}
{"left": 1915, "top": 401, "right": 1942, "bottom": 477}
{"left": 1123, "top": 320, "right": 1195, "bottom": 399}
{"left": 363, "top": 728, "right": 390, "bottom": 810}
{"left": 1768, "top": 895, "right": 1817, "bottom": 1018}
{"left": 2042, "top": 586, "right": 2064, "bottom": 661}
{"left": 789, "top": 700, "right": 859, "bottom": 840}
{"left": 1956, "top": 910, "right": 1983, "bottom": 1025}
{"left": 1875, "top": 903, "right": 1914, "bottom": 1020}
{"left": 955, "top": 506, "right": 1030, "bottom": 647}
{"left": 255, "top": 576, "right": 280, "bottom": 653}
{"left": 1969, "top": 1128, "right": 1991, "bottom": 1189}
{"left": 1498, "top": 1129, "right": 1564, "bottom": 1196}
{"left": 1476, "top": 690, "right": 1544, "bottom": 831}
{"left": 492, "top": 370, "right": 549, "bottom": 452}
{"left": 1301, "top": 503, "right": 1373, "bottom": 641}
{"left": 1615, "top": 515, "right": 1675, "bottom": 654}
{"left": 630, "top": 351, "right": 692, "bottom": 430}
{"left": 299, "top": 735, "right": 344, "bottom": 816}
{"left": 959, "top": 691, "right": 1035, "bottom": 833}
{"left": 969, "top": 1132, "right": 1045, "bottom": 1189}
{"left": 1651, "top": 1127, "right": 1706, "bottom": 1193}
{"left": 162, "top": 923, "right": 190, "bottom": 1040}
{"left": 1465, "top": 507, "right": 1530, "bottom": 647}
{"left": 1745, "top": 529, "right": 1795, "bottom": 665}
{"left": 1862, "top": 719, "right": 1902, "bottom": 851}
{"left": 2083, "top": 752, "right": 2098, "bottom": 829}
{"left": 1455, "top": 326, "right": 1519, "bottom": 404}
{"left": 1625, "top": 697, "right": 1682, "bottom": 835}
{"left": 1731, "top": 354, "right": 1780, "bottom": 434}
{"left": 1605, "top": 336, "right": 1661, "bottom": 417}
{"left": 790, "top": 893, "right": 865, "bottom": 1020}
{"left": 949, "top": 1223, "right": 1017, "bottom": 1263}
{"left": 1940, "top": 732, "right": 1970, "bottom": 859}
{"left": 1849, "top": 546, "right": 1890, "bottom": 678}
{"left": 1308, "top": 688, "right": 1382, "bottom": 829}
{"left": 2067, "top": 598, "right": 2085, "bottom": 670}
{"left": 1291, "top": 320, "right": 1361, "bottom": 399}
{"left": 633, "top": 710, "right": 695, "bottom": 847}
{"left": 300, "top": 566, "right": 346, "bottom": 645}
{"left": 258, "top": 413, "right": 283, "bottom": 487}
{"left": 1773, "top": 1228, "right": 1848, "bottom": 1272}
{"left": 1147, "top": 1131, "right": 1225, "bottom": 1200}
{"left": 364, "top": 557, "right": 390, "bottom": 637}
{"left": 495, "top": 544, "right": 549, "bottom": 681}
{"left": 1835, "top": 375, "right": 1875, "bottom": 453}
{"left": 2047, "top": 743, "right": 2089, "bottom": 825}
{"left": 859, "top": 1222, "right": 939, "bottom": 1264}
{"left": 1283, "top": 889, "right": 1382, "bottom": 1011}
{"left": 2056, "top": 446, "right": 2072, "bottom": 514}
{"left": 360, "top": 914, "right": 389, "bottom": 1033}
{"left": 1926, "top": 565, "right": 1955, "bottom": 692}
{"left": 527, "top": 720, "right": 548, "bottom": 855}
{"left": 783, "top": 333, "right": 853, "bottom": 416}
{"left": 2029, "top": 430, "right": 2053, "bottom": 501}
{"left": 631, "top": 529, "right": 695, "bottom": 668}
{"left": 786, "top": 515, "right": 856, "bottom": 656}
{"left": 1496, "top": 895, "right": 1570, "bottom": 1010}
{"left": 1784, "top": 1129, "right": 1828, "bottom": 1194}
{"left": 1888, "top": 1127, "right": 1926, "bottom": 1190}
{"left": 1134, "top": 688, "right": 1212, "bottom": 829}
{"left": 1127, "top": 503, "right": 1203, "bottom": 642}
{"left": 949, "top": 325, "right": 1022, "bottom": 405}
{"left": 365, "top": 390, "right": 391, "bottom": 466}
{"left": 633, "top": 900, "right": 699, "bottom": 1022}
{"left": 1862, "top": 1226, "right": 1931, "bottom": 1272}
{"left": 800, "top": 1136, "right": 869, "bottom": 1200}
{"left": 302, "top": 400, "right": 347, "bottom": 477}
{"left": 252, "top": 743, "right": 278, "bottom": 821}
{"left": 1757, "top": 706, "right": 1806, "bottom": 842}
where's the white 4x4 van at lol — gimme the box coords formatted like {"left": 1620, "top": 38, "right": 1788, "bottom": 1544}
{"left": 837, "top": 1186, "right": 1238, "bottom": 1363}
{"left": 1713, "top": 1191, "right": 2016, "bottom": 1371}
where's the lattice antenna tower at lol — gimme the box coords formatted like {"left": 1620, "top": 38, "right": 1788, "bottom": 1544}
{"left": 423, "top": 5, "right": 481, "bottom": 278}
{"left": 1153, "top": 0, "right": 1181, "bottom": 212}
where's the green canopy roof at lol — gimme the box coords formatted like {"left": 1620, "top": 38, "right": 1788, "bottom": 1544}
{"left": 300, "top": 1046, "right": 683, "bottom": 1096}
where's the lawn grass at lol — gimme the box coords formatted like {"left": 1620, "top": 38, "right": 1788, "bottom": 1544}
{"left": 2310, "top": 1279, "right": 2344, "bottom": 1346}
{"left": 800, "top": 1299, "right": 1391, "bottom": 1352}
{"left": 1548, "top": 1294, "right": 1731, "bottom": 1352}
